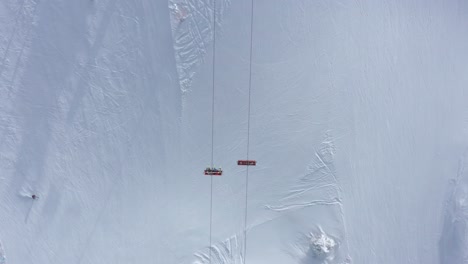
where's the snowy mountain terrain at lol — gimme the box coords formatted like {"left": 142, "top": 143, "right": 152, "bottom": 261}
{"left": 1, "top": 0, "right": 468, "bottom": 263}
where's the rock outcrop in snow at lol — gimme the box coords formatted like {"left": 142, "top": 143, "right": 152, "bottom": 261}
{"left": 310, "top": 232, "right": 336, "bottom": 258}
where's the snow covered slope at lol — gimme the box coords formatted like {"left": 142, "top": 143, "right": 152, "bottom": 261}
{"left": 1, "top": 0, "right": 468, "bottom": 263}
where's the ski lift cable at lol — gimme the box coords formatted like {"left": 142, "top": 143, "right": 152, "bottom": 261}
{"left": 243, "top": 0, "right": 255, "bottom": 263}
{"left": 209, "top": 0, "right": 217, "bottom": 263}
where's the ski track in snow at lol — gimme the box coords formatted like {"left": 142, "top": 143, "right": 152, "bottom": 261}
{"left": 192, "top": 135, "right": 351, "bottom": 264}
{"left": 168, "top": 0, "right": 231, "bottom": 111}
{"left": 0, "top": 0, "right": 467, "bottom": 263}
{"left": 0, "top": 0, "right": 38, "bottom": 88}
{"left": 265, "top": 198, "right": 342, "bottom": 212}
{"left": 193, "top": 235, "right": 244, "bottom": 264}
{"left": 264, "top": 135, "right": 351, "bottom": 262}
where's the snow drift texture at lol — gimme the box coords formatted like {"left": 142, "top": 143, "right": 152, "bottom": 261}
{"left": 1, "top": 0, "right": 468, "bottom": 263}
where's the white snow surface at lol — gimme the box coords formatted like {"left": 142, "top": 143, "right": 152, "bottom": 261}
{"left": 0, "top": 241, "right": 5, "bottom": 264}
{"left": 0, "top": 0, "right": 468, "bottom": 263}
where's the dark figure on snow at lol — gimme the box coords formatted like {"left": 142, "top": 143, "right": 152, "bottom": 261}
{"left": 32, "top": 194, "right": 38, "bottom": 200}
